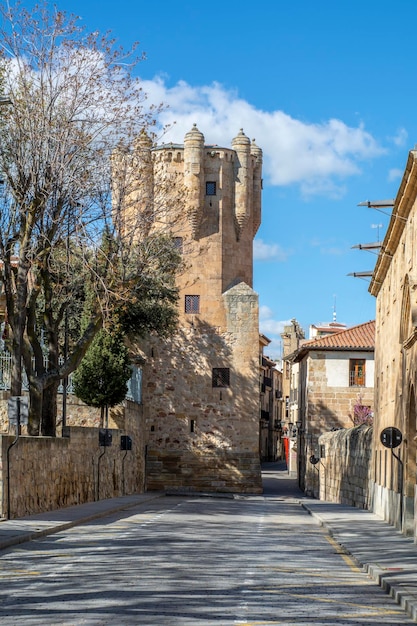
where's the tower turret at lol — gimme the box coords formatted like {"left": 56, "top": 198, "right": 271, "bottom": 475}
{"left": 133, "top": 128, "right": 154, "bottom": 236}
{"left": 232, "top": 129, "right": 251, "bottom": 240}
{"left": 251, "top": 138, "right": 262, "bottom": 236}
{"left": 184, "top": 124, "right": 205, "bottom": 237}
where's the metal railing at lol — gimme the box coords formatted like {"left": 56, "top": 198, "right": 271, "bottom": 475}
{"left": 0, "top": 351, "right": 142, "bottom": 404}
{"left": 349, "top": 372, "right": 365, "bottom": 387}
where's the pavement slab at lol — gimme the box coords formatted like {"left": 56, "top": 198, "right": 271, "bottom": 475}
{"left": 302, "top": 497, "right": 417, "bottom": 623}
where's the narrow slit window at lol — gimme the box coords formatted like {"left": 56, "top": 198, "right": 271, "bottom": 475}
{"left": 212, "top": 367, "right": 230, "bottom": 388}
{"left": 185, "top": 295, "right": 200, "bottom": 314}
{"left": 206, "top": 181, "right": 216, "bottom": 196}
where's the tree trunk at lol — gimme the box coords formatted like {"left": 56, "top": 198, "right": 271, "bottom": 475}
{"left": 28, "top": 384, "right": 42, "bottom": 436}
{"left": 41, "top": 380, "right": 59, "bottom": 436}
{"left": 10, "top": 340, "right": 22, "bottom": 397}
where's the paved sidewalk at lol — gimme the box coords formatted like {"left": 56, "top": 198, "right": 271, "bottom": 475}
{"left": 302, "top": 498, "right": 417, "bottom": 623}
{"left": 262, "top": 461, "right": 417, "bottom": 623}
{"left": 0, "top": 492, "right": 163, "bottom": 550}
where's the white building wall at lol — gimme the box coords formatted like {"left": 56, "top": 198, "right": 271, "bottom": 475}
{"left": 325, "top": 352, "right": 374, "bottom": 388}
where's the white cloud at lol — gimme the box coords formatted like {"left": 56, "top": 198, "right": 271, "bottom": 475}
{"left": 259, "top": 306, "right": 291, "bottom": 336}
{"left": 310, "top": 238, "right": 345, "bottom": 256}
{"left": 260, "top": 318, "right": 288, "bottom": 336}
{"left": 264, "top": 337, "right": 283, "bottom": 361}
{"left": 320, "top": 247, "right": 345, "bottom": 256}
{"left": 254, "top": 239, "right": 289, "bottom": 262}
{"left": 259, "top": 305, "right": 274, "bottom": 320}
{"left": 259, "top": 309, "right": 294, "bottom": 360}
{"left": 390, "top": 128, "right": 408, "bottom": 147}
{"left": 142, "top": 77, "right": 385, "bottom": 196}
{"left": 388, "top": 168, "right": 403, "bottom": 182}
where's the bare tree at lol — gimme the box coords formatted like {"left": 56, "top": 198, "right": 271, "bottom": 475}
{"left": 0, "top": 3, "right": 179, "bottom": 435}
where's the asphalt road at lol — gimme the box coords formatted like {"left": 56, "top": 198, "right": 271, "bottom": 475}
{"left": 0, "top": 468, "right": 413, "bottom": 625}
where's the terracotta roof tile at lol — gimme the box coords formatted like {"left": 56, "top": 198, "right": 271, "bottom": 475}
{"left": 294, "top": 320, "right": 375, "bottom": 359}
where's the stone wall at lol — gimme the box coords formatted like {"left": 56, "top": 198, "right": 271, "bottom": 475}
{"left": 300, "top": 350, "right": 374, "bottom": 496}
{"left": 0, "top": 399, "right": 145, "bottom": 519}
{"left": 141, "top": 282, "right": 262, "bottom": 494}
{"left": 143, "top": 321, "right": 262, "bottom": 494}
{"left": 145, "top": 450, "right": 260, "bottom": 494}
{"left": 318, "top": 425, "right": 373, "bottom": 508}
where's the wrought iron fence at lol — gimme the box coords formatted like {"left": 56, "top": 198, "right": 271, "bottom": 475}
{"left": 0, "top": 351, "right": 142, "bottom": 404}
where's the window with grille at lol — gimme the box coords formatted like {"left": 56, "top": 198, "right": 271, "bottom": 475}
{"left": 212, "top": 367, "right": 230, "bottom": 388}
{"left": 349, "top": 359, "right": 365, "bottom": 386}
{"left": 185, "top": 295, "right": 200, "bottom": 314}
{"left": 172, "top": 237, "right": 183, "bottom": 253}
{"left": 206, "top": 181, "right": 216, "bottom": 196}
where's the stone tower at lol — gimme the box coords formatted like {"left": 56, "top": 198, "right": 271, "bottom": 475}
{"left": 123, "top": 125, "right": 263, "bottom": 493}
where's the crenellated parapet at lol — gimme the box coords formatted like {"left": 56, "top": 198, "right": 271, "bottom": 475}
{"left": 116, "top": 125, "right": 262, "bottom": 252}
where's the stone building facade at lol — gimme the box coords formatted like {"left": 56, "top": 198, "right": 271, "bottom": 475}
{"left": 118, "top": 126, "right": 263, "bottom": 493}
{"left": 280, "top": 319, "right": 305, "bottom": 475}
{"left": 281, "top": 319, "right": 305, "bottom": 429}
{"left": 259, "top": 335, "right": 283, "bottom": 462}
{"left": 288, "top": 321, "right": 375, "bottom": 495}
{"left": 369, "top": 149, "right": 417, "bottom": 536}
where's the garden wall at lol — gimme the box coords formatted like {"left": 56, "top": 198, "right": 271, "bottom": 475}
{"left": 0, "top": 399, "right": 145, "bottom": 519}
{"left": 318, "top": 425, "right": 373, "bottom": 509}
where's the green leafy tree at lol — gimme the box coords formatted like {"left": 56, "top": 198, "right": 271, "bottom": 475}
{"left": 72, "top": 329, "right": 131, "bottom": 427}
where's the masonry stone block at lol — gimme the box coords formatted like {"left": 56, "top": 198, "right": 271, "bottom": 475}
{"left": 318, "top": 425, "right": 372, "bottom": 508}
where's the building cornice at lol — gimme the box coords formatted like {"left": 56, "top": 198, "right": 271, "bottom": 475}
{"left": 370, "top": 150, "right": 417, "bottom": 297}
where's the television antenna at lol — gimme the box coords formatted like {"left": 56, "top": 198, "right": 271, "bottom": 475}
{"left": 371, "top": 223, "right": 383, "bottom": 242}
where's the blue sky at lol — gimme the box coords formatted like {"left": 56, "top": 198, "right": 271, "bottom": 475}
{"left": 19, "top": 1, "right": 416, "bottom": 357}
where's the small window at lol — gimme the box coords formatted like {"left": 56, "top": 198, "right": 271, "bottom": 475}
{"left": 212, "top": 367, "right": 230, "bottom": 388}
{"left": 173, "top": 237, "right": 183, "bottom": 253}
{"left": 206, "top": 181, "right": 216, "bottom": 196}
{"left": 185, "top": 295, "right": 200, "bottom": 314}
{"left": 349, "top": 359, "right": 365, "bottom": 386}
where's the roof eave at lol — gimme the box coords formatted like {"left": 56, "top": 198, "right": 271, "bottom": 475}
{"left": 293, "top": 345, "right": 374, "bottom": 363}
{"left": 370, "top": 150, "right": 417, "bottom": 297}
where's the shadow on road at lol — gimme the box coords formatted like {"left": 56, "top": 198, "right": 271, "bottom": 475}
{"left": 261, "top": 460, "right": 304, "bottom": 498}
